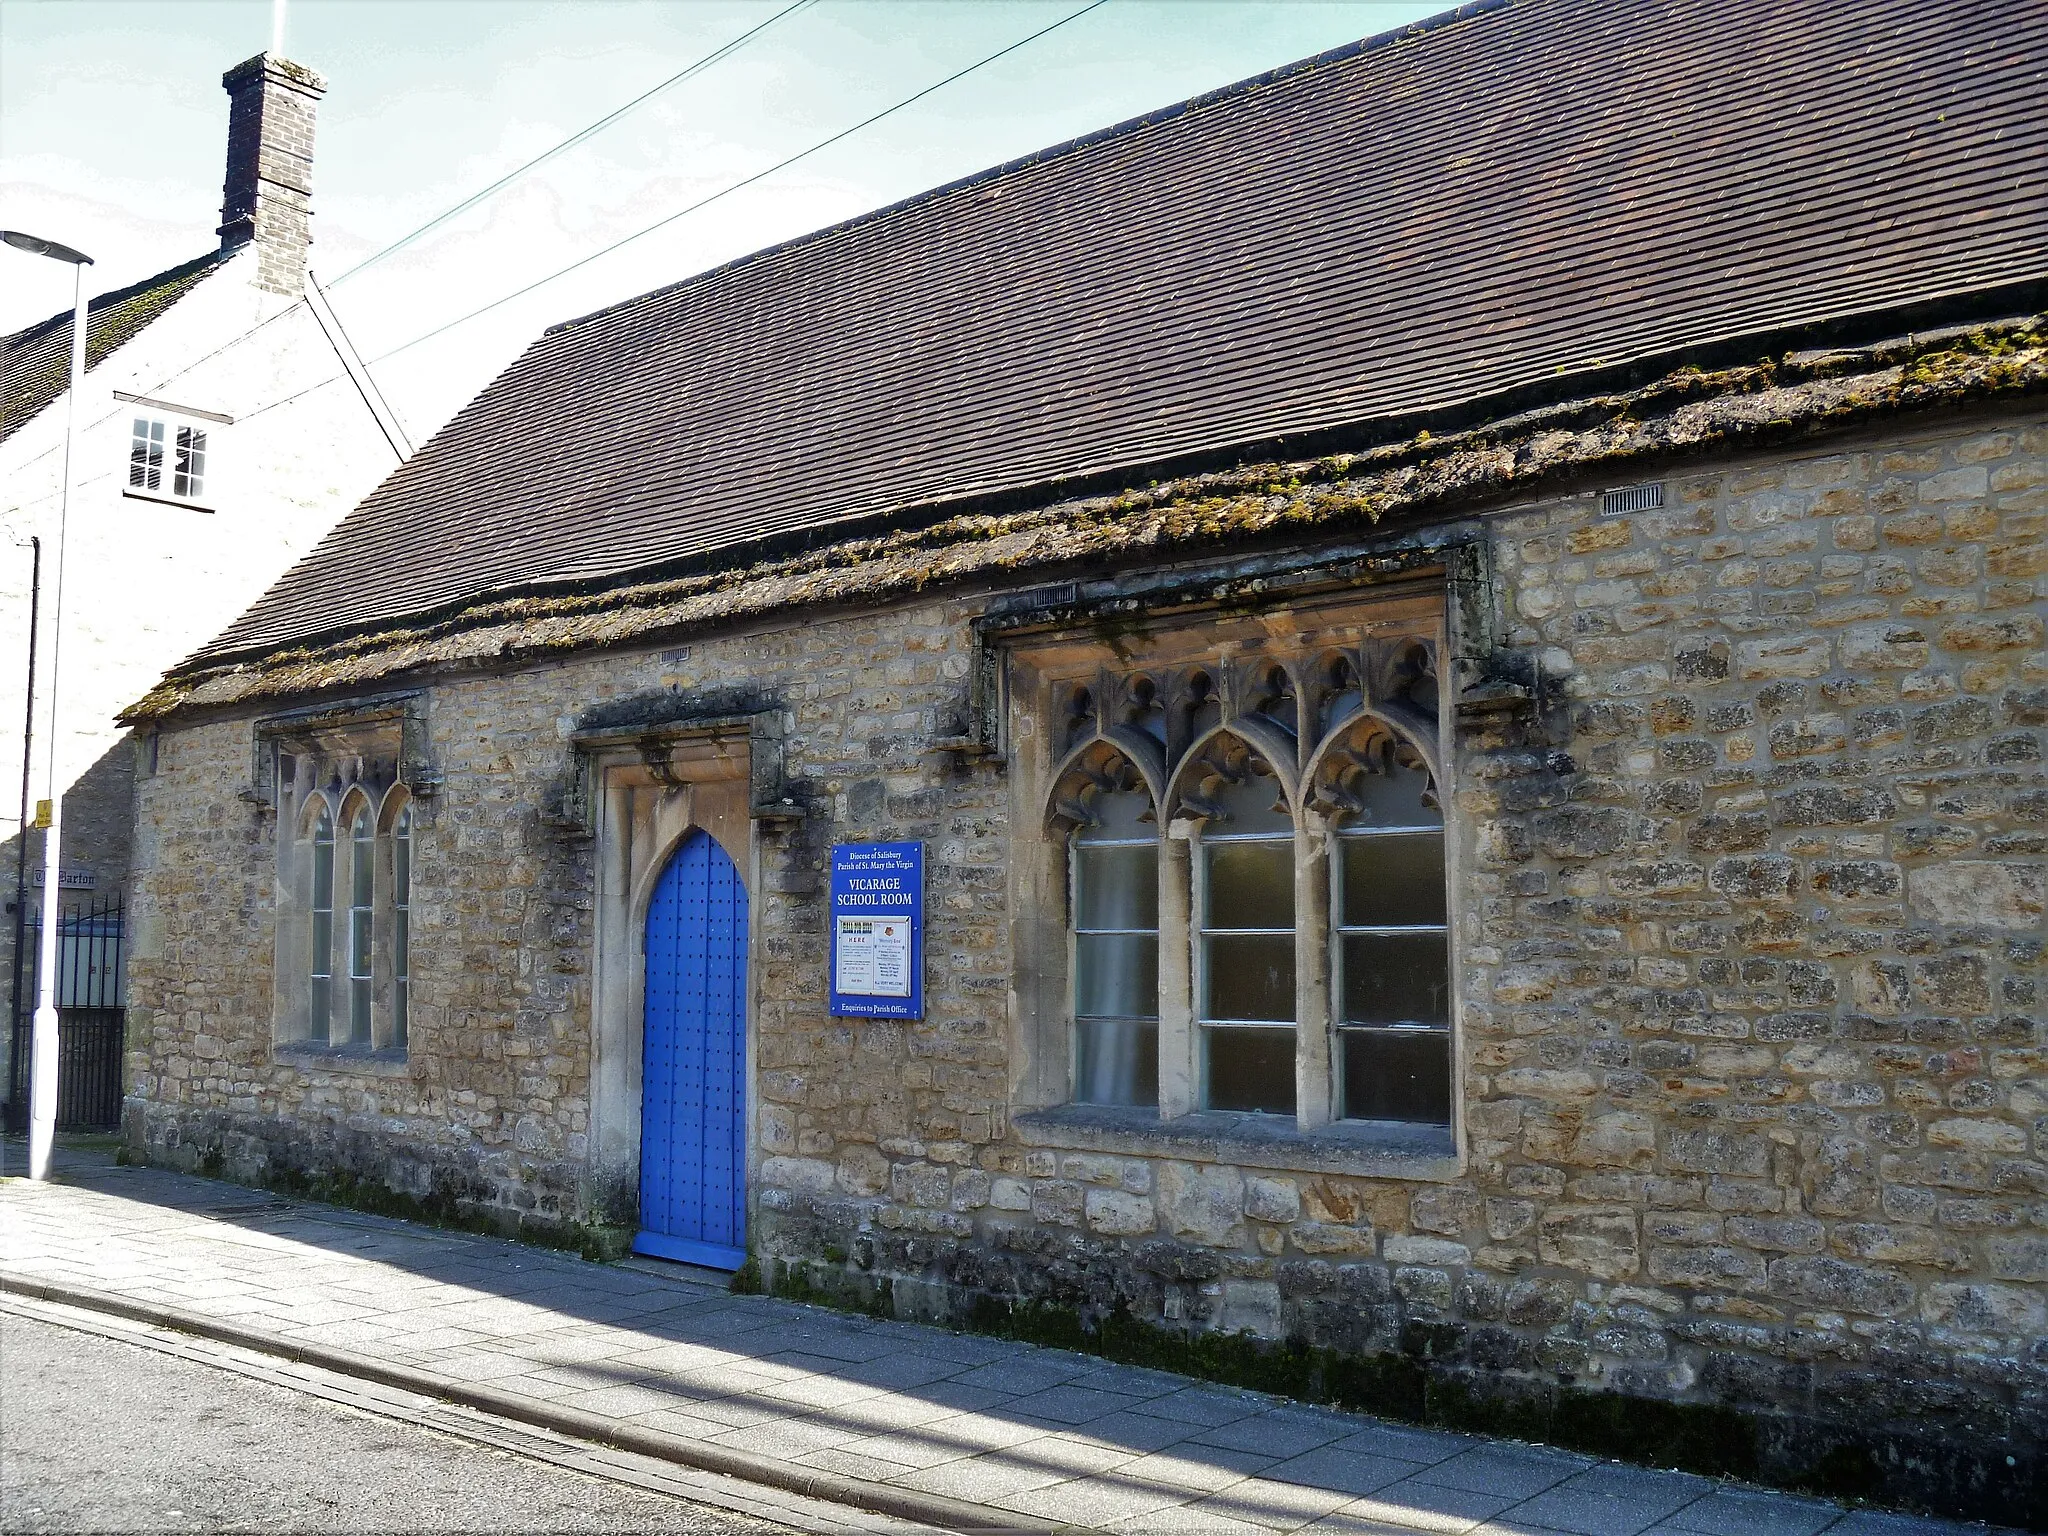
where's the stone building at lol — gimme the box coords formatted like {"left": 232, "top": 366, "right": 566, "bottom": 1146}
{"left": 121, "top": 0, "right": 2044, "bottom": 1517}
{"left": 0, "top": 51, "right": 400, "bottom": 1115}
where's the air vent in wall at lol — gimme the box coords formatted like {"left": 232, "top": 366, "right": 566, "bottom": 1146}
{"left": 1600, "top": 483, "right": 1665, "bottom": 514}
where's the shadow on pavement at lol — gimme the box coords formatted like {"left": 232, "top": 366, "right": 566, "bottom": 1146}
{"left": 0, "top": 1145, "right": 1905, "bottom": 1536}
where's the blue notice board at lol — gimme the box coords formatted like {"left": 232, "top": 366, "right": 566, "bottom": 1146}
{"left": 829, "top": 841, "right": 923, "bottom": 1019}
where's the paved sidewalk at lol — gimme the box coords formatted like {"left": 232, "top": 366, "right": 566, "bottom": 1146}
{"left": 0, "top": 1160, "right": 1990, "bottom": 1536}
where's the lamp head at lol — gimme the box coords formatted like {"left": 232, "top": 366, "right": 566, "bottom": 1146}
{"left": 0, "top": 230, "right": 92, "bottom": 265}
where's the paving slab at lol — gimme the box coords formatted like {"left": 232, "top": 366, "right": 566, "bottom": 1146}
{"left": 0, "top": 1160, "right": 2013, "bottom": 1536}
{"left": 1656, "top": 1488, "right": 1844, "bottom": 1536}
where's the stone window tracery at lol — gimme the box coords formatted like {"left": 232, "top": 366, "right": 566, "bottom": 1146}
{"left": 1019, "top": 588, "right": 1454, "bottom": 1137}
{"left": 274, "top": 764, "right": 417, "bottom": 1053}
{"left": 256, "top": 697, "right": 436, "bottom": 1060}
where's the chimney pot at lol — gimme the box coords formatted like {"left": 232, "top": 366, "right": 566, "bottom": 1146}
{"left": 219, "top": 52, "right": 327, "bottom": 296}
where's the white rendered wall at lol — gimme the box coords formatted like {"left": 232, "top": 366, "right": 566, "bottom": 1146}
{"left": 0, "top": 245, "right": 399, "bottom": 893}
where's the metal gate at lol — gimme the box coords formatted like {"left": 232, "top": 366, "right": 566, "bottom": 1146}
{"left": 635, "top": 831, "right": 748, "bottom": 1270}
{"left": 6, "top": 895, "right": 125, "bottom": 1132}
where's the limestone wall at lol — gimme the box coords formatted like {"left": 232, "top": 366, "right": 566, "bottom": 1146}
{"left": 125, "top": 406, "right": 2045, "bottom": 1502}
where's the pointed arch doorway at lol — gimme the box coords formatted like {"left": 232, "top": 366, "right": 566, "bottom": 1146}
{"left": 635, "top": 828, "right": 749, "bottom": 1268}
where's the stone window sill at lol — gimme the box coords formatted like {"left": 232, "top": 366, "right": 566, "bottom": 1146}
{"left": 1013, "top": 1103, "right": 1460, "bottom": 1181}
{"left": 274, "top": 1043, "right": 410, "bottom": 1078}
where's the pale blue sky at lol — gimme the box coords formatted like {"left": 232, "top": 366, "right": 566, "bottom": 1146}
{"left": 3, "top": 0, "right": 1439, "bottom": 434}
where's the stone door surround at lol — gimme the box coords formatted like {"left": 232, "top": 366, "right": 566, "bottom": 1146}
{"left": 575, "top": 717, "right": 756, "bottom": 1219}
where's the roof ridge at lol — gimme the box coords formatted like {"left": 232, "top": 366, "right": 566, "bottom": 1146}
{"left": 540, "top": 0, "right": 1510, "bottom": 340}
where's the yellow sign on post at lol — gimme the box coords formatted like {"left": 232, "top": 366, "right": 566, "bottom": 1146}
{"left": 31, "top": 799, "right": 51, "bottom": 830}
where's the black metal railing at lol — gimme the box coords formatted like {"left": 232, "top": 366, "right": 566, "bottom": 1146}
{"left": 6, "top": 894, "right": 125, "bottom": 1132}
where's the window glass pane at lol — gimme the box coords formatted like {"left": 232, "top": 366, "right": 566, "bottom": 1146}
{"left": 350, "top": 976, "right": 371, "bottom": 1045}
{"left": 1075, "top": 843, "right": 1156, "bottom": 930}
{"left": 1075, "top": 933, "right": 1156, "bottom": 1020}
{"left": 350, "top": 906, "right": 372, "bottom": 981}
{"left": 351, "top": 811, "right": 373, "bottom": 906}
{"left": 1204, "top": 933, "right": 1295, "bottom": 1022}
{"left": 1205, "top": 1026, "right": 1295, "bottom": 1114}
{"left": 309, "top": 976, "right": 330, "bottom": 1045}
{"left": 1340, "top": 831, "right": 1447, "bottom": 928}
{"left": 310, "top": 903, "right": 332, "bottom": 1047}
{"left": 132, "top": 417, "right": 166, "bottom": 492}
{"left": 1342, "top": 1028, "right": 1451, "bottom": 1124}
{"left": 1075, "top": 1018, "right": 1157, "bottom": 1106}
{"left": 1341, "top": 931, "right": 1451, "bottom": 1027}
{"left": 1347, "top": 755, "right": 1441, "bottom": 829}
{"left": 1206, "top": 839, "right": 1293, "bottom": 930}
{"left": 173, "top": 425, "right": 207, "bottom": 498}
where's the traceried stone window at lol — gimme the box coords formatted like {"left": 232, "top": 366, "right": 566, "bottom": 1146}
{"left": 264, "top": 699, "right": 433, "bottom": 1058}
{"left": 280, "top": 783, "right": 415, "bottom": 1053}
{"left": 1026, "top": 589, "right": 1454, "bottom": 1137}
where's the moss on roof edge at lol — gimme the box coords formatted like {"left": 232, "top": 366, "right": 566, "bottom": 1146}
{"left": 126, "top": 316, "right": 2048, "bottom": 727}
{"left": 1, "top": 250, "right": 229, "bottom": 445}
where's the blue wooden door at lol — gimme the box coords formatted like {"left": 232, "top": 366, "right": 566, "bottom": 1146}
{"left": 636, "top": 829, "right": 748, "bottom": 1269}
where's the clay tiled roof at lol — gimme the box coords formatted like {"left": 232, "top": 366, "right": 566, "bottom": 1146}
{"left": 196, "top": 0, "right": 2048, "bottom": 665}
{"left": 1, "top": 251, "right": 227, "bottom": 445}
{"left": 123, "top": 319, "right": 2048, "bottom": 722}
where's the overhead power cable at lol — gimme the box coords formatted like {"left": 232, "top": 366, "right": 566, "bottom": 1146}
{"left": 0, "top": 1, "right": 812, "bottom": 483}
{"left": 326, "top": 0, "right": 817, "bottom": 289}
{"left": 367, "top": 0, "right": 1113, "bottom": 364}
{"left": 9, "top": 0, "right": 1116, "bottom": 490}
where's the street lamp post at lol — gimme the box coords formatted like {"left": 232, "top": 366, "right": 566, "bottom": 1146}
{"left": 2, "top": 229, "right": 93, "bottom": 1181}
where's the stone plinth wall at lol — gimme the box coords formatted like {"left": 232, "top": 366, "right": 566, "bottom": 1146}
{"left": 127, "top": 409, "right": 2045, "bottom": 1515}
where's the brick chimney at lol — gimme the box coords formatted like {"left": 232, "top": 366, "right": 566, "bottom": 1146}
{"left": 218, "top": 53, "right": 327, "bottom": 296}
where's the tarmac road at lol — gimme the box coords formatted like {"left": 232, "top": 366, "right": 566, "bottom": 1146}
{"left": 0, "top": 1310, "right": 792, "bottom": 1535}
